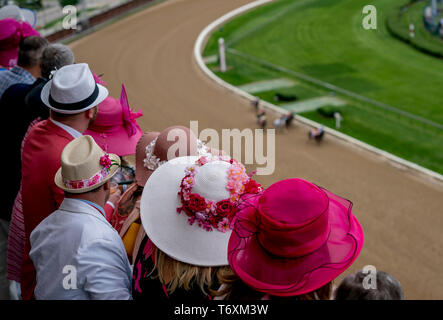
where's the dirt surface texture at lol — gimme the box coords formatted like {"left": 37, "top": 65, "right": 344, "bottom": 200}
{"left": 69, "top": 0, "right": 443, "bottom": 299}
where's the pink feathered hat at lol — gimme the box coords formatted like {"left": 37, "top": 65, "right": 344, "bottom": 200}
{"left": 228, "top": 178, "right": 364, "bottom": 297}
{"left": 0, "top": 18, "right": 39, "bottom": 68}
{"left": 85, "top": 84, "right": 143, "bottom": 156}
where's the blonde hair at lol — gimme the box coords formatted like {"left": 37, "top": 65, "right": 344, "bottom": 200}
{"left": 150, "top": 246, "right": 228, "bottom": 295}
{"left": 213, "top": 268, "right": 333, "bottom": 300}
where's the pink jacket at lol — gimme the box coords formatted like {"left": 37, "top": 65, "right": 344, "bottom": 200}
{"left": 20, "top": 119, "right": 74, "bottom": 299}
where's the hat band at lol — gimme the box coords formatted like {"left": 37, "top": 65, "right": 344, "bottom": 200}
{"left": 63, "top": 166, "right": 111, "bottom": 190}
{"left": 49, "top": 83, "right": 99, "bottom": 111}
{"left": 88, "top": 124, "right": 125, "bottom": 134}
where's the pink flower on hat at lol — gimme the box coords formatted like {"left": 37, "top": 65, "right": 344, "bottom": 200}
{"left": 87, "top": 174, "right": 100, "bottom": 187}
{"left": 182, "top": 176, "right": 195, "bottom": 189}
{"left": 196, "top": 156, "right": 208, "bottom": 166}
{"left": 184, "top": 165, "right": 197, "bottom": 177}
{"left": 100, "top": 154, "right": 112, "bottom": 169}
{"left": 244, "top": 179, "right": 262, "bottom": 194}
{"left": 217, "top": 218, "right": 230, "bottom": 233}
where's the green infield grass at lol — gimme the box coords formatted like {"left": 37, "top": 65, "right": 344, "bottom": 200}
{"left": 203, "top": 0, "right": 443, "bottom": 174}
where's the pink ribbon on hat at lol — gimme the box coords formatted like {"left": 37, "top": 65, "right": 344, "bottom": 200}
{"left": 63, "top": 167, "right": 110, "bottom": 190}
{"left": 120, "top": 83, "right": 143, "bottom": 137}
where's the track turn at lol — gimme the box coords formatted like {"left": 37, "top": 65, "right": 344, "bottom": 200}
{"left": 69, "top": 0, "right": 443, "bottom": 299}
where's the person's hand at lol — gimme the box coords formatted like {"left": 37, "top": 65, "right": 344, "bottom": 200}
{"left": 108, "top": 188, "right": 122, "bottom": 207}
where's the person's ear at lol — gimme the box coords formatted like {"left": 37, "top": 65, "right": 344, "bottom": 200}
{"left": 86, "top": 109, "right": 93, "bottom": 119}
{"left": 103, "top": 181, "right": 110, "bottom": 191}
{"left": 86, "top": 106, "right": 97, "bottom": 119}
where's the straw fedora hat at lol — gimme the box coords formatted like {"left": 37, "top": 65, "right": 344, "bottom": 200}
{"left": 55, "top": 135, "right": 121, "bottom": 193}
{"left": 41, "top": 63, "right": 108, "bottom": 114}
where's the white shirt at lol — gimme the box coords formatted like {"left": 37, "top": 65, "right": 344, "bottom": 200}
{"left": 49, "top": 118, "right": 82, "bottom": 139}
{"left": 30, "top": 198, "right": 132, "bottom": 300}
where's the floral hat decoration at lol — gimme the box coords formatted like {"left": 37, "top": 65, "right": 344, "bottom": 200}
{"left": 177, "top": 155, "right": 262, "bottom": 233}
{"left": 55, "top": 135, "right": 121, "bottom": 193}
{"left": 139, "top": 155, "right": 262, "bottom": 266}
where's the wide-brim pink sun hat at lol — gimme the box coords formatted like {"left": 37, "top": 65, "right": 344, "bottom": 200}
{"left": 0, "top": 18, "right": 39, "bottom": 68}
{"left": 86, "top": 84, "right": 143, "bottom": 156}
{"left": 228, "top": 178, "right": 364, "bottom": 297}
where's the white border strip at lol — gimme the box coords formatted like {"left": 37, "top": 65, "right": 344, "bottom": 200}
{"left": 193, "top": 0, "right": 443, "bottom": 183}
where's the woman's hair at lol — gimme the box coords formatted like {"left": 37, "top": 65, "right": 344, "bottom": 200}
{"left": 150, "top": 246, "right": 228, "bottom": 295}
{"left": 334, "top": 270, "right": 403, "bottom": 300}
{"left": 211, "top": 267, "right": 332, "bottom": 300}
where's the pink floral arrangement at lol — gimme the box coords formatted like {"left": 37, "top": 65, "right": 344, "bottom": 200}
{"left": 100, "top": 154, "right": 119, "bottom": 172}
{"left": 177, "top": 156, "right": 262, "bottom": 232}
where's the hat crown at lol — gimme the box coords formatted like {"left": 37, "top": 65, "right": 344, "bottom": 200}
{"left": 0, "top": 18, "right": 21, "bottom": 41}
{"left": 154, "top": 126, "right": 199, "bottom": 161}
{"left": 259, "top": 179, "right": 328, "bottom": 225}
{"left": 256, "top": 179, "right": 330, "bottom": 258}
{"left": 193, "top": 161, "right": 231, "bottom": 202}
{"left": 60, "top": 135, "right": 106, "bottom": 182}
{"left": 50, "top": 63, "right": 96, "bottom": 104}
{"left": 89, "top": 96, "right": 123, "bottom": 128}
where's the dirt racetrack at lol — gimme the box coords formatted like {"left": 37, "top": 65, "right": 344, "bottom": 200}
{"left": 69, "top": 0, "right": 443, "bottom": 299}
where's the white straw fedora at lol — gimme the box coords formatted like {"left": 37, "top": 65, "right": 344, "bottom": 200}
{"left": 41, "top": 63, "right": 108, "bottom": 114}
{"left": 140, "top": 156, "right": 250, "bottom": 266}
{"left": 55, "top": 135, "right": 120, "bottom": 193}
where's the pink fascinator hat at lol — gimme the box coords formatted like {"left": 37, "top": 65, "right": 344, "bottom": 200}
{"left": 228, "top": 178, "right": 364, "bottom": 297}
{"left": 86, "top": 83, "right": 143, "bottom": 156}
{"left": 0, "top": 18, "right": 39, "bottom": 68}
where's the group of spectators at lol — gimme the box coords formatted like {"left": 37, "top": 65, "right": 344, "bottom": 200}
{"left": 0, "top": 5, "right": 404, "bottom": 301}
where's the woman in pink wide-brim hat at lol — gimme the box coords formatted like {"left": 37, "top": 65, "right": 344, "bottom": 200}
{"left": 214, "top": 178, "right": 364, "bottom": 300}
{"left": 0, "top": 18, "right": 39, "bottom": 69}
